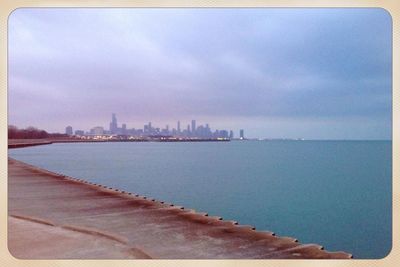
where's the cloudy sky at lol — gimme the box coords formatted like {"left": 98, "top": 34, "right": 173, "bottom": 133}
{"left": 8, "top": 8, "right": 392, "bottom": 139}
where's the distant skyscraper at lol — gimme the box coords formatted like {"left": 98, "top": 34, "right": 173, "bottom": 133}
{"left": 191, "top": 120, "right": 196, "bottom": 134}
{"left": 91, "top": 126, "right": 104, "bottom": 135}
{"left": 240, "top": 129, "right": 244, "bottom": 140}
{"left": 65, "top": 126, "right": 73, "bottom": 135}
{"left": 177, "top": 121, "right": 181, "bottom": 133}
{"left": 229, "top": 130, "right": 234, "bottom": 139}
{"left": 122, "top": 123, "right": 127, "bottom": 135}
{"left": 220, "top": 130, "right": 229, "bottom": 138}
{"left": 109, "top": 113, "right": 118, "bottom": 134}
{"left": 74, "top": 130, "right": 84, "bottom": 136}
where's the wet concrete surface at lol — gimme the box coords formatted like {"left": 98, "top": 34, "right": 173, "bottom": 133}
{"left": 8, "top": 158, "right": 352, "bottom": 259}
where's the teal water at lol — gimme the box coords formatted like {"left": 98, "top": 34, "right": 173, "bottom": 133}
{"left": 8, "top": 140, "right": 392, "bottom": 258}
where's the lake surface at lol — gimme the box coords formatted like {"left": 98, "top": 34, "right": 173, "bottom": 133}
{"left": 8, "top": 140, "right": 392, "bottom": 258}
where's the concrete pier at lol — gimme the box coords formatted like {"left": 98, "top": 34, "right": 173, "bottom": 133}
{"left": 8, "top": 158, "right": 352, "bottom": 259}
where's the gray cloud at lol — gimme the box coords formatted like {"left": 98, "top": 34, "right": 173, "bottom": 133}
{"left": 8, "top": 8, "right": 392, "bottom": 139}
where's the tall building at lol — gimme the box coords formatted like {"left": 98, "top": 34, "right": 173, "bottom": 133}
{"left": 144, "top": 124, "right": 149, "bottom": 134}
{"left": 240, "top": 129, "right": 244, "bottom": 140}
{"left": 220, "top": 130, "right": 229, "bottom": 138}
{"left": 91, "top": 126, "right": 104, "bottom": 135}
{"left": 122, "top": 123, "right": 127, "bottom": 135}
{"left": 109, "top": 113, "right": 118, "bottom": 134}
{"left": 177, "top": 121, "right": 181, "bottom": 133}
{"left": 191, "top": 120, "right": 196, "bottom": 135}
{"left": 229, "top": 130, "right": 234, "bottom": 139}
{"left": 65, "top": 126, "right": 73, "bottom": 135}
{"left": 74, "top": 130, "right": 84, "bottom": 136}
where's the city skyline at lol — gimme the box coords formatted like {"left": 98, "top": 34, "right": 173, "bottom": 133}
{"left": 8, "top": 8, "right": 392, "bottom": 140}
{"left": 65, "top": 113, "right": 242, "bottom": 139}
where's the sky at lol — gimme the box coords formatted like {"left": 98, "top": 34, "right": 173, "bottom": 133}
{"left": 8, "top": 8, "right": 392, "bottom": 139}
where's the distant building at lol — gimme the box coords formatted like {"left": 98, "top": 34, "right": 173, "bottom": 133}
{"left": 229, "top": 130, "right": 234, "bottom": 139}
{"left": 109, "top": 113, "right": 118, "bottom": 134}
{"left": 177, "top": 121, "right": 181, "bottom": 133}
{"left": 205, "top": 124, "right": 211, "bottom": 137}
{"left": 91, "top": 126, "right": 104, "bottom": 135}
{"left": 191, "top": 120, "right": 196, "bottom": 135}
{"left": 65, "top": 126, "right": 73, "bottom": 135}
{"left": 144, "top": 124, "right": 149, "bottom": 134}
{"left": 240, "top": 129, "right": 244, "bottom": 140}
{"left": 74, "top": 130, "right": 84, "bottom": 136}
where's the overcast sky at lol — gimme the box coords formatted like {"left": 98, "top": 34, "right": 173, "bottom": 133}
{"left": 8, "top": 8, "right": 392, "bottom": 139}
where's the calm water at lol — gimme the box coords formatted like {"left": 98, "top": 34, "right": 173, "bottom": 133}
{"left": 9, "top": 140, "right": 392, "bottom": 258}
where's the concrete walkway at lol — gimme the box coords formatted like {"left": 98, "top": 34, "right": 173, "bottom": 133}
{"left": 8, "top": 158, "right": 352, "bottom": 259}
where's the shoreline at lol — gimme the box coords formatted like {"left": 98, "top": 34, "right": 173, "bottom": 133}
{"left": 7, "top": 154, "right": 352, "bottom": 259}
{"left": 8, "top": 138, "right": 389, "bottom": 150}
{"left": 8, "top": 138, "right": 230, "bottom": 149}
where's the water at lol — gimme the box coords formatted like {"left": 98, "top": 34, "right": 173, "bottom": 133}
{"left": 8, "top": 140, "right": 392, "bottom": 258}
